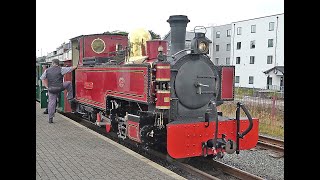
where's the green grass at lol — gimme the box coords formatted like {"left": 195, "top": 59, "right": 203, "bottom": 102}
{"left": 234, "top": 87, "right": 255, "bottom": 98}
{"left": 234, "top": 87, "right": 284, "bottom": 99}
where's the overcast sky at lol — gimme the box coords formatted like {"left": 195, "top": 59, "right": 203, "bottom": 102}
{"left": 36, "top": 0, "right": 284, "bottom": 57}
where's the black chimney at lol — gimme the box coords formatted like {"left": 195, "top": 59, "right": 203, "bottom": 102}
{"left": 167, "top": 15, "right": 190, "bottom": 56}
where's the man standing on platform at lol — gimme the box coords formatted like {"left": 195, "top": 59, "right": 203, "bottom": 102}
{"left": 40, "top": 59, "right": 77, "bottom": 123}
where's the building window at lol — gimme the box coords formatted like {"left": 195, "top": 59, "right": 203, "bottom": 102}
{"left": 250, "top": 56, "right": 255, "bottom": 64}
{"left": 226, "top": 57, "right": 230, "bottom": 65}
{"left": 269, "top": 22, "right": 275, "bottom": 31}
{"left": 227, "top": 29, "right": 231, "bottom": 37}
{"left": 237, "top": 42, "right": 241, "bottom": 50}
{"left": 236, "top": 57, "right": 240, "bottom": 64}
{"left": 267, "top": 55, "right": 273, "bottom": 64}
{"left": 215, "top": 58, "right": 219, "bottom": 64}
{"left": 251, "top": 25, "right": 256, "bottom": 33}
{"left": 268, "top": 39, "right": 274, "bottom": 47}
{"left": 250, "top": 40, "right": 255, "bottom": 49}
{"left": 249, "top": 76, "right": 254, "bottom": 84}
{"left": 216, "top": 45, "right": 219, "bottom": 51}
{"left": 235, "top": 76, "right": 240, "bottom": 83}
{"left": 216, "top": 31, "right": 220, "bottom": 38}
{"left": 237, "top": 27, "right": 242, "bottom": 35}
{"left": 185, "top": 41, "right": 191, "bottom": 49}
{"left": 226, "top": 44, "right": 231, "bottom": 51}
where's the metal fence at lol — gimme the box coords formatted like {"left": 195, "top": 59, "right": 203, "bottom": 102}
{"left": 235, "top": 95, "right": 284, "bottom": 111}
{"left": 266, "top": 85, "right": 284, "bottom": 92}
{"left": 231, "top": 87, "right": 284, "bottom": 137}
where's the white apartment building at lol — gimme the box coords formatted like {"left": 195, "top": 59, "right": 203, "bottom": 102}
{"left": 230, "top": 13, "right": 284, "bottom": 90}
{"left": 45, "top": 42, "right": 72, "bottom": 63}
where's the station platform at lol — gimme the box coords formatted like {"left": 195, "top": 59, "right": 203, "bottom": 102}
{"left": 36, "top": 102, "right": 185, "bottom": 180}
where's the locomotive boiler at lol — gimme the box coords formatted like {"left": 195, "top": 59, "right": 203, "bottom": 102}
{"left": 42, "top": 15, "right": 259, "bottom": 159}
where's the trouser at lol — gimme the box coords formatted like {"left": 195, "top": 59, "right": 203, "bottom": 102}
{"left": 48, "top": 81, "right": 73, "bottom": 119}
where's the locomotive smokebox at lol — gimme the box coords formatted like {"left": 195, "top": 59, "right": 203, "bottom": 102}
{"left": 167, "top": 15, "right": 190, "bottom": 57}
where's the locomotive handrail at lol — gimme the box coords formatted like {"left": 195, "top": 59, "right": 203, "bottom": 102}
{"left": 236, "top": 102, "right": 253, "bottom": 154}
{"left": 193, "top": 26, "right": 207, "bottom": 34}
{"left": 171, "top": 48, "right": 192, "bottom": 59}
{"left": 236, "top": 102, "right": 253, "bottom": 138}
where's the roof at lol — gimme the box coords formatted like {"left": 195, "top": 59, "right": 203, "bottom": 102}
{"left": 263, "top": 66, "right": 284, "bottom": 74}
{"left": 231, "top": 13, "right": 284, "bottom": 24}
{"left": 70, "top": 33, "right": 127, "bottom": 41}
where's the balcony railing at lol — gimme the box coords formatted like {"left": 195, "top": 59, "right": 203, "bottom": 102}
{"left": 266, "top": 85, "right": 284, "bottom": 92}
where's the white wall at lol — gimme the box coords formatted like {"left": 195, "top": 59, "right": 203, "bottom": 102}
{"left": 267, "top": 71, "right": 283, "bottom": 89}
{"left": 210, "top": 24, "right": 232, "bottom": 65}
{"left": 275, "top": 15, "right": 284, "bottom": 66}
{"left": 230, "top": 13, "right": 284, "bottom": 89}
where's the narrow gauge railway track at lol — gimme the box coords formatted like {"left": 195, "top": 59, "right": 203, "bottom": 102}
{"left": 257, "top": 135, "right": 284, "bottom": 153}
{"left": 60, "top": 112, "right": 265, "bottom": 180}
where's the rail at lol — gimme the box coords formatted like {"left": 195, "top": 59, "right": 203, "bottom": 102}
{"left": 257, "top": 135, "right": 284, "bottom": 153}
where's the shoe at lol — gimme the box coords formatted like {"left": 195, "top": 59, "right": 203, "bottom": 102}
{"left": 43, "top": 109, "right": 48, "bottom": 114}
{"left": 68, "top": 99, "right": 77, "bottom": 113}
{"left": 49, "top": 118, "right": 53, "bottom": 123}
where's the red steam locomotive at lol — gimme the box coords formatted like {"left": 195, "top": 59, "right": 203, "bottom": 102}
{"left": 58, "top": 15, "right": 259, "bottom": 159}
